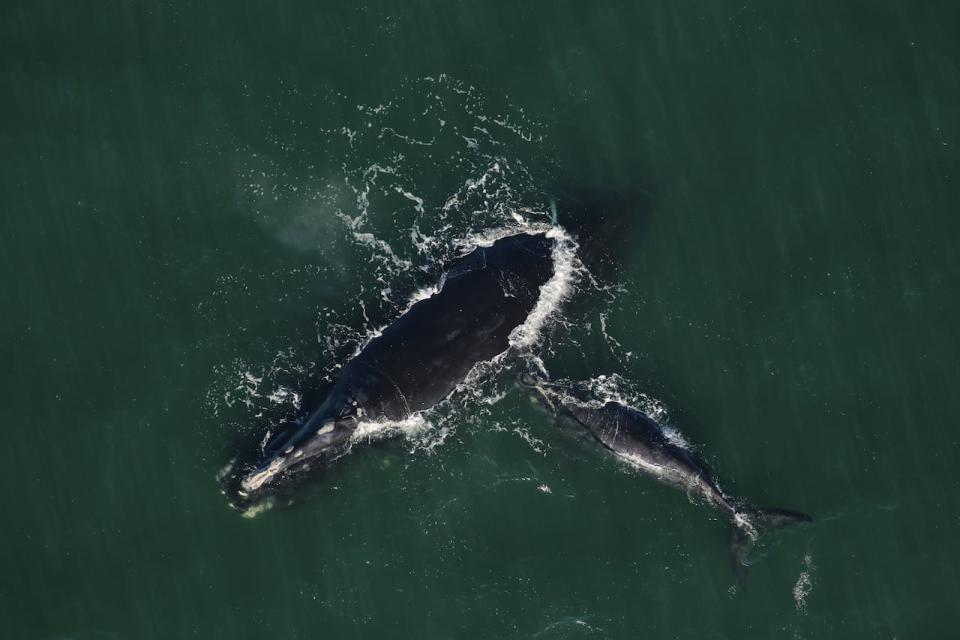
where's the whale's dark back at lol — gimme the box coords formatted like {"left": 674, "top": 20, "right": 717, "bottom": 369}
{"left": 338, "top": 232, "right": 556, "bottom": 420}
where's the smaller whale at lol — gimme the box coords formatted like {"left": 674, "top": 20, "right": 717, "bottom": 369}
{"left": 520, "top": 375, "right": 810, "bottom": 580}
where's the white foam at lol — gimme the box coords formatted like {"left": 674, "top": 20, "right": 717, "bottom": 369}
{"left": 661, "top": 426, "right": 691, "bottom": 449}
{"left": 563, "top": 373, "right": 670, "bottom": 424}
{"left": 793, "top": 554, "right": 815, "bottom": 612}
{"left": 351, "top": 232, "right": 413, "bottom": 270}
{"left": 509, "top": 226, "right": 579, "bottom": 349}
{"left": 463, "top": 161, "right": 500, "bottom": 193}
{"left": 352, "top": 413, "right": 452, "bottom": 456}
{"left": 267, "top": 387, "right": 301, "bottom": 408}
{"left": 379, "top": 127, "right": 434, "bottom": 146}
{"left": 409, "top": 224, "right": 438, "bottom": 255}
{"left": 598, "top": 311, "right": 623, "bottom": 350}
{"left": 350, "top": 414, "right": 431, "bottom": 444}
{"left": 402, "top": 282, "right": 442, "bottom": 312}
{"left": 733, "top": 512, "right": 759, "bottom": 541}
{"left": 395, "top": 187, "right": 424, "bottom": 213}
{"left": 453, "top": 219, "right": 549, "bottom": 251}
{"left": 492, "top": 115, "right": 538, "bottom": 142}
{"left": 512, "top": 424, "right": 547, "bottom": 454}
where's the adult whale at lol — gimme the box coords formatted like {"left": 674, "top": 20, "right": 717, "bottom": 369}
{"left": 521, "top": 375, "right": 811, "bottom": 580}
{"left": 228, "top": 228, "right": 570, "bottom": 505}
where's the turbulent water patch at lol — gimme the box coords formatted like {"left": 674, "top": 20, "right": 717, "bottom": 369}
{"left": 203, "top": 76, "right": 642, "bottom": 492}
{"left": 793, "top": 554, "right": 816, "bottom": 613}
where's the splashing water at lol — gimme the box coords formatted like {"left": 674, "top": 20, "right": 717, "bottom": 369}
{"left": 793, "top": 554, "right": 816, "bottom": 613}
{"left": 204, "top": 75, "right": 644, "bottom": 478}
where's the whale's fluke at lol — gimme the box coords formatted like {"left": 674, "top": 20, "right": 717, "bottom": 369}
{"left": 730, "top": 507, "right": 813, "bottom": 585}
{"left": 521, "top": 373, "right": 812, "bottom": 584}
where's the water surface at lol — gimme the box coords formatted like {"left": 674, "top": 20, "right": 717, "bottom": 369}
{"left": 2, "top": 1, "right": 959, "bottom": 638}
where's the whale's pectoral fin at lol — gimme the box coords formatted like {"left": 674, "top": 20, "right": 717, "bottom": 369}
{"left": 730, "top": 507, "right": 812, "bottom": 586}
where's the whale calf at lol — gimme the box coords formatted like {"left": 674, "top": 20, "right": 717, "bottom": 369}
{"left": 521, "top": 375, "right": 810, "bottom": 579}
{"left": 227, "top": 229, "right": 567, "bottom": 505}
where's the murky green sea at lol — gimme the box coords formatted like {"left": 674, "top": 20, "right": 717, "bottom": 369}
{"left": 3, "top": 1, "right": 959, "bottom": 638}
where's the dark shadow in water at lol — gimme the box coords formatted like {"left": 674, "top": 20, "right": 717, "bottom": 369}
{"left": 552, "top": 185, "right": 656, "bottom": 283}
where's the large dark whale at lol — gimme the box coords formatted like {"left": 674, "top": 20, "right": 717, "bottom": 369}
{"left": 521, "top": 375, "right": 810, "bottom": 579}
{"left": 228, "top": 229, "right": 566, "bottom": 504}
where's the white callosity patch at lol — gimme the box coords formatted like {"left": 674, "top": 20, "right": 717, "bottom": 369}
{"left": 240, "top": 456, "right": 285, "bottom": 493}
{"left": 316, "top": 423, "right": 335, "bottom": 436}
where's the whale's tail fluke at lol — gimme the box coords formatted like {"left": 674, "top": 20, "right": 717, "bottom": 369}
{"left": 730, "top": 507, "right": 812, "bottom": 584}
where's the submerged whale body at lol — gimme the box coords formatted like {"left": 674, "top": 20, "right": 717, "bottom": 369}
{"left": 229, "top": 231, "right": 560, "bottom": 504}
{"left": 522, "top": 376, "right": 811, "bottom": 580}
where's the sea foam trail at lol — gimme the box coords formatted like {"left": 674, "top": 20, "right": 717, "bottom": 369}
{"left": 509, "top": 226, "right": 579, "bottom": 349}
{"left": 793, "top": 554, "right": 816, "bottom": 613}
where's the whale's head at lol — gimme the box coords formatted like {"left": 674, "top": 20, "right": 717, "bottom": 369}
{"left": 517, "top": 375, "right": 597, "bottom": 435}
{"left": 224, "top": 391, "right": 362, "bottom": 509}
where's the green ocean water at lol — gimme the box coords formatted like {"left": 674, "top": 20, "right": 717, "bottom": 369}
{"left": 3, "top": 1, "right": 959, "bottom": 638}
